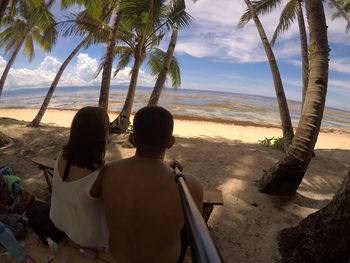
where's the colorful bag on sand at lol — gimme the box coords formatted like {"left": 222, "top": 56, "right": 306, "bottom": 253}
{"left": 0, "top": 167, "right": 33, "bottom": 213}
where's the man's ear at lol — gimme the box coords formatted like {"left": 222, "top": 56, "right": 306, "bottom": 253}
{"left": 167, "top": 136, "right": 175, "bottom": 149}
{"left": 129, "top": 133, "right": 136, "bottom": 147}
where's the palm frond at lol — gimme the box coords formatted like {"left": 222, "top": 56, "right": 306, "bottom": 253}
{"left": 23, "top": 34, "right": 35, "bottom": 61}
{"left": 164, "top": 0, "right": 192, "bottom": 30}
{"left": 238, "top": 0, "right": 283, "bottom": 28}
{"left": 113, "top": 45, "right": 134, "bottom": 76}
{"left": 148, "top": 48, "right": 181, "bottom": 88}
{"left": 271, "top": 0, "right": 297, "bottom": 46}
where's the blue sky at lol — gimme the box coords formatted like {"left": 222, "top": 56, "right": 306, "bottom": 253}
{"left": 0, "top": 0, "right": 350, "bottom": 110}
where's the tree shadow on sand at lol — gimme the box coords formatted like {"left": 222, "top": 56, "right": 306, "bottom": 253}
{"left": 166, "top": 136, "right": 350, "bottom": 262}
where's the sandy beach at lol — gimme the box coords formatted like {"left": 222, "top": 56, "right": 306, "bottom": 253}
{"left": 1, "top": 107, "right": 350, "bottom": 262}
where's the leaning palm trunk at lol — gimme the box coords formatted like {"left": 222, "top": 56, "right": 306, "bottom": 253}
{"left": 148, "top": 24, "right": 178, "bottom": 106}
{"left": 278, "top": 169, "right": 350, "bottom": 262}
{"left": 245, "top": 0, "right": 294, "bottom": 150}
{"left": 0, "top": 28, "right": 29, "bottom": 99}
{"left": 0, "top": 0, "right": 10, "bottom": 22}
{"left": 110, "top": 53, "right": 142, "bottom": 133}
{"left": 98, "top": 9, "right": 122, "bottom": 111}
{"left": 27, "top": 35, "right": 92, "bottom": 127}
{"left": 258, "top": 0, "right": 329, "bottom": 195}
{"left": 296, "top": 0, "right": 309, "bottom": 111}
{"left": 330, "top": 0, "right": 350, "bottom": 31}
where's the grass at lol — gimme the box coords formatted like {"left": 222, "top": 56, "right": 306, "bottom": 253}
{"left": 0, "top": 117, "right": 26, "bottom": 126}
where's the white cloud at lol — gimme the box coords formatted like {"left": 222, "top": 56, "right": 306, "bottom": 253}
{"left": 0, "top": 54, "right": 155, "bottom": 90}
{"left": 39, "top": 56, "right": 62, "bottom": 72}
{"left": 176, "top": 0, "right": 350, "bottom": 63}
{"left": 330, "top": 58, "right": 350, "bottom": 74}
{"left": 74, "top": 53, "right": 98, "bottom": 81}
{"left": 0, "top": 56, "right": 6, "bottom": 68}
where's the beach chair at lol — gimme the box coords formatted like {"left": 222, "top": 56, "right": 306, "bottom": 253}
{"left": 31, "top": 157, "right": 224, "bottom": 223}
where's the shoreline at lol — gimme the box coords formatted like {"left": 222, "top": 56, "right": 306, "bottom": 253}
{"left": 1, "top": 107, "right": 350, "bottom": 150}
{"left": 1, "top": 106, "right": 348, "bottom": 134}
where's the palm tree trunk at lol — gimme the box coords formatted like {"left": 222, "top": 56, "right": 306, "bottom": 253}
{"left": 296, "top": 0, "right": 309, "bottom": 111}
{"left": 330, "top": 0, "right": 350, "bottom": 30}
{"left": 0, "top": 31, "right": 28, "bottom": 99}
{"left": 258, "top": 0, "right": 329, "bottom": 195}
{"left": 148, "top": 24, "right": 178, "bottom": 106}
{"left": 278, "top": 170, "right": 350, "bottom": 262}
{"left": 244, "top": 0, "right": 294, "bottom": 151}
{"left": 98, "top": 8, "right": 122, "bottom": 111}
{"left": 0, "top": 0, "right": 10, "bottom": 21}
{"left": 110, "top": 53, "right": 142, "bottom": 134}
{"left": 27, "top": 35, "right": 92, "bottom": 127}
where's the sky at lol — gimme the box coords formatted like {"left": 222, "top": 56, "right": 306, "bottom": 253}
{"left": 0, "top": 0, "right": 350, "bottom": 111}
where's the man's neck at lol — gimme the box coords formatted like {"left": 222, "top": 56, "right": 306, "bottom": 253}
{"left": 135, "top": 149, "right": 165, "bottom": 160}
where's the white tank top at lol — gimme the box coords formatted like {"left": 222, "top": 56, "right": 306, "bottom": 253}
{"left": 49, "top": 157, "right": 109, "bottom": 249}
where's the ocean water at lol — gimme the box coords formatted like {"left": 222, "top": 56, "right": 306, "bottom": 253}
{"left": 1, "top": 85, "right": 350, "bottom": 132}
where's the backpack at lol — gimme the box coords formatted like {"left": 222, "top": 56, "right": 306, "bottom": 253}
{"left": 26, "top": 200, "right": 65, "bottom": 246}
{"left": 0, "top": 213, "right": 28, "bottom": 240}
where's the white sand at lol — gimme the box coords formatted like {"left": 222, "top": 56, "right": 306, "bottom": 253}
{"left": 1, "top": 108, "right": 349, "bottom": 149}
{"left": 1, "top": 108, "right": 350, "bottom": 262}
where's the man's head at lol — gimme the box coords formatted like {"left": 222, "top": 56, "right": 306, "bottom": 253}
{"left": 130, "top": 106, "right": 175, "bottom": 157}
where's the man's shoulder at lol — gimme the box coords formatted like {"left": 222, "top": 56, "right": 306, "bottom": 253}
{"left": 104, "top": 157, "right": 132, "bottom": 172}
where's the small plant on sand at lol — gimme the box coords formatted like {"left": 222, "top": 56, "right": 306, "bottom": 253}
{"left": 259, "top": 136, "right": 284, "bottom": 150}
{"left": 272, "top": 137, "right": 284, "bottom": 149}
{"left": 259, "top": 137, "right": 275, "bottom": 147}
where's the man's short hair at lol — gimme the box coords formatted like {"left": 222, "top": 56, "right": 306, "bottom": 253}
{"left": 133, "top": 106, "right": 174, "bottom": 153}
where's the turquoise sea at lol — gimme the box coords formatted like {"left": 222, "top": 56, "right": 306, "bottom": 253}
{"left": 1, "top": 86, "right": 350, "bottom": 132}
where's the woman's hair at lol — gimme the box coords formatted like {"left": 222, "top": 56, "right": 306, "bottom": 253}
{"left": 63, "top": 106, "right": 109, "bottom": 171}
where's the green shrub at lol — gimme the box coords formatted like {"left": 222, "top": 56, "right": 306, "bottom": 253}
{"left": 259, "top": 136, "right": 284, "bottom": 150}
{"left": 272, "top": 136, "right": 284, "bottom": 149}
{"left": 259, "top": 137, "right": 275, "bottom": 147}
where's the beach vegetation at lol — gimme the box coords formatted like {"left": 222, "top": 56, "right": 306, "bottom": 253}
{"left": 109, "top": 0, "right": 190, "bottom": 134}
{"left": 0, "top": 0, "right": 57, "bottom": 99}
{"left": 259, "top": 136, "right": 284, "bottom": 150}
{"left": 258, "top": 0, "right": 329, "bottom": 196}
{"left": 239, "top": 0, "right": 294, "bottom": 151}
{"left": 0, "top": 131, "right": 11, "bottom": 147}
{"left": 148, "top": 0, "right": 191, "bottom": 106}
{"left": 240, "top": 0, "right": 309, "bottom": 112}
{"left": 98, "top": 2, "right": 123, "bottom": 111}
{"left": 27, "top": 1, "right": 115, "bottom": 127}
{"left": 329, "top": 0, "right": 350, "bottom": 32}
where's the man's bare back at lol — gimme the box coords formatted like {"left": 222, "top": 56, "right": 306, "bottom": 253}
{"left": 102, "top": 155, "right": 202, "bottom": 262}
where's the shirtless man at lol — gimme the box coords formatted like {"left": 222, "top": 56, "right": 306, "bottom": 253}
{"left": 102, "top": 106, "right": 203, "bottom": 263}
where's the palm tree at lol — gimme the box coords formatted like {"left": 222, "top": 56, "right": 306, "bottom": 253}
{"left": 329, "top": 0, "right": 350, "bottom": 32}
{"left": 240, "top": 0, "right": 309, "bottom": 110}
{"left": 109, "top": 46, "right": 181, "bottom": 133}
{"left": 0, "top": 0, "right": 56, "bottom": 99}
{"left": 148, "top": 0, "right": 191, "bottom": 106}
{"left": 257, "top": 0, "right": 329, "bottom": 195}
{"left": 98, "top": 6, "right": 123, "bottom": 111}
{"left": 239, "top": 0, "right": 294, "bottom": 150}
{"left": 278, "top": 170, "right": 350, "bottom": 262}
{"left": 147, "top": 23, "right": 178, "bottom": 106}
{"left": 109, "top": 0, "right": 190, "bottom": 133}
{"left": 27, "top": 4, "right": 114, "bottom": 127}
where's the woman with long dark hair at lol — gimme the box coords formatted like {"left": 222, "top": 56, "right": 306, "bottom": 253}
{"left": 49, "top": 106, "right": 110, "bottom": 249}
